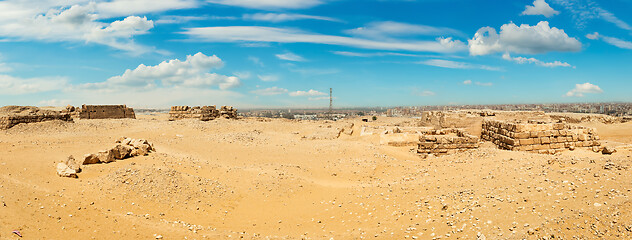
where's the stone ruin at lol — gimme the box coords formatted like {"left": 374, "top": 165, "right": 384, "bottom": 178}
{"left": 482, "top": 119, "right": 601, "bottom": 154}
{"left": 169, "top": 105, "right": 237, "bottom": 121}
{"left": 417, "top": 128, "right": 480, "bottom": 157}
{"left": 77, "top": 105, "right": 136, "bottom": 119}
{"left": 0, "top": 106, "right": 72, "bottom": 130}
{"left": 57, "top": 137, "right": 155, "bottom": 178}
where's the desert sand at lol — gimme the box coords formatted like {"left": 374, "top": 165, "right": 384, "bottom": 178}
{"left": 1, "top": 114, "right": 632, "bottom": 239}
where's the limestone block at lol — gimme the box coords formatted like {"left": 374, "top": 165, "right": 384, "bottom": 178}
{"left": 97, "top": 149, "right": 115, "bottom": 163}
{"left": 64, "top": 155, "right": 81, "bottom": 173}
{"left": 57, "top": 163, "right": 77, "bottom": 178}
{"left": 83, "top": 154, "right": 100, "bottom": 165}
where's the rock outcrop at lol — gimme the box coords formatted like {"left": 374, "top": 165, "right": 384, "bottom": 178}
{"left": 0, "top": 106, "right": 72, "bottom": 130}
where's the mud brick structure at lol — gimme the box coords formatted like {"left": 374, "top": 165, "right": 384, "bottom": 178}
{"left": 417, "top": 128, "right": 480, "bottom": 156}
{"left": 169, "top": 106, "right": 222, "bottom": 121}
{"left": 0, "top": 112, "right": 72, "bottom": 130}
{"left": 78, "top": 105, "right": 135, "bottom": 119}
{"left": 481, "top": 119, "right": 601, "bottom": 154}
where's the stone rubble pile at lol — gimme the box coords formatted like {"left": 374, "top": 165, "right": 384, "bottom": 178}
{"left": 417, "top": 128, "right": 480, "bottom": 156}
{"left": 169, "top": 105, "right": 238, "bottom": 121}
{"left": 57, "top": 137, "right": 155, "bottom": 178}
{"left": 0, "top": 106, "right": 72, "bottom": 130}
{"left": 482, "top": 119, "right": 601, "bottom": 154}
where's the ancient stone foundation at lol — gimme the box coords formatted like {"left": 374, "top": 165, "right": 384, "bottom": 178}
{"left": 169, "top": 106, "right": 237, "bottom": 121}
{"left": 78, "top": 105, "right": 135, "bottom": 119}
{"left": 417, "top": 129, "right": 480, "bottom": 156}
{"left": 0, "top": 113, "right": 72, "bottom": 130}
{"left": 482, "top": 119, "right": 601, "bottom": 154}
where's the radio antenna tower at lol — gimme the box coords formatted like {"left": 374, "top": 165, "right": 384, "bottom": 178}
{"left": 328, "top": 88, "right": 333, "bottom": 120}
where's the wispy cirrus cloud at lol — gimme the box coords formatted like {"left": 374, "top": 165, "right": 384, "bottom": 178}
{"left": 345, "top": 21, "right": 464, "bottom": 39}
{"left": 183, "top": 26, "right": 466, "bottom": 53}
{"left": 250, "top": 87, "right": 288, "bottom": 96}
{"left": 418, "top": 59, "right": 501, "bottom": 71}
{"left": 502, "top": 53, "right": 573, "bottom": 68}
{"left": 206, "top": 0, "right": 325, "bottom": 9}
{"left": 243, "top": 13, "right": 340, "bottom": 22}
{"left": 550, "top": 0, "right": 632, "bottom": 31}
{"left": 276, "top": 52, "right": 307, "bottom": 62}
{"left": 586, "top": 32, "right": 632, "bottom": 50}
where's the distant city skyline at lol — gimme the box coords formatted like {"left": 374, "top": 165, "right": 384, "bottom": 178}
{"left": 0, "top": 0, "right": 631, "bottom": 108}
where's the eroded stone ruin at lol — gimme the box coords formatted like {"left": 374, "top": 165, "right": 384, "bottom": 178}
{"left": 0, "top": 106, "right": 72, "bottom": 130}
{"left": 417, "top": 128, "right": 480, "bottom": 156}
{"left": 169, "top": 105, "right": 237, "bottom": 121}
{"left": 482, "top": 119, "right": 601, "bottom": 154}
{"left": 77, "top": 105, "right": 136, "bottom": 119}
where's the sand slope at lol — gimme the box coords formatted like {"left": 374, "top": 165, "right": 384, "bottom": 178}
{"left": 1, "top": 115, "right": 632, "bottom": 239}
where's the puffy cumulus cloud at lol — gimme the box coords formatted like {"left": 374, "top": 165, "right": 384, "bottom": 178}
{"left": 250, "top": 87, "right": 288, "bottom": 96}
{"left": 469, "top": 21, "right": 582, "bottom": 56}
{"left": 206, "top": 0, "right": 324, "bottom": 9}
{"left": 565, "top": 82, "right": 603, "bottom": 97}
{"left": 521, "top": 0, "right": 559, "bottom": 18}
{"left": 84, "top": 52, "right": 241, "bottom": 90}
{"left": 243, "top": 13, "right": 339, "bottom": 22}
{"left": 586, "top": 32, "right": 632, "bottom": 50}
{"left": 257, "top": 75, "right": 279, "bottom": 82}
{"left": 183, "top": 26, "right": 467, "bottom": 53}
{"left": 0, "top": 74, "right": 68, "bottom": 95}
{"left": 502, "top": 53, "right": 573, "bottom": 68}
{"left": 289, "top": 89, "right": 327, "bottom": 97}
{"left": 0, "top": 3, "right": 156, "bottom": 54}
{"left": 276, "top": 52, "right": 307, "bottom": 62}
{"left": 418, "top": 59, "right": 501, "bottom": 71}
{"left": 345, "top": 21, "right": 463, "bottom": 39}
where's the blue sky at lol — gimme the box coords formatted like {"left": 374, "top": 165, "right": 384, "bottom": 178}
{"left": 0, "top": 0, "right": 630, "bottom": 108}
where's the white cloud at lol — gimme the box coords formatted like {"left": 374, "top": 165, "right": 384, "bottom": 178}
{"left": 521, "top": 0, "right": 559, "bottom": 18}
{"left": 345, "top": 21, "right": 463, "bottom": 39}
{"left": 502, "top": 53, "right": 573, "bottom": 68}
{"left": 413, "top": 90, "right": 436, "bottom": 97}
{"left": 469, "top": 21, "right": 581, "bottom": 56}
{"left": 586, "top": 32, "right": 632, "bottom": 50}
{"left": 565, "top": 82, "right": 603, "bottom": 97}
{"left": 276, "top": 52, "right": 307, "bottom": 62}
{"left": 250, "top": 87, "right": 288, "bottom": 96}
{"left": 39, "top": 99, "right": 71, "bottom": 106}
{"left": 243, "top": 13, "right": 339, "bottom": 22}
{"left": 83, "top": 52, "right": 241, "bottom": 90}
{"left": 233, "top": 71, "right": 252, "bottom": 79}
{"left": 248, "top": 56, "right": 264, "bottom": 67}
{"left": 551, "top": 0, "right": 632, "bottom": 31}
{"left": 332, "top": 51, "right": 421, "bottom": 57}
{"left": 183, "top": 26, "right": 467, "bottom": 53}
{"left": 95, "top": 0, "right": 199, "bottom": 18}
{"left": 463, "top": 80, "right": 472, "bottom": 85}
{"left": 207, "top": 0, "right": 324, "bottom": 9}
{"left": 475, "top": 82, "right": 493, "bottom": 87}
{"left": 257, "top": 75, "right": 279, "bottom": 82}
{"left": 155, "top": 15, "right": 209, "bottom": 24}
{"left": 289, "top": 89, "right": 326, "bottom": 97}
{"left": 418, "top": 59, "right": 501, "bottom": 71}
{"left": 0, "top": 4, "right": 156, "bottom": 54}
{"left": 0, "top": 74, "right": 68, "bottom": 95}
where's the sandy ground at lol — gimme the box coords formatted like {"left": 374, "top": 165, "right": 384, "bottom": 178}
{"left": 1, "top": 115, "right": 632, "bottom": 239}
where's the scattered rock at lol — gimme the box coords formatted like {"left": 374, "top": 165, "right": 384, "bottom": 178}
{"left": 64, "top": 155, "right": 81, "bottom": 173}
{"left": 112, "top": 144, "right": 133, "bottom": 160}
{"left": 602, "top": 146, "right": 616, "bottom": 155}
{"left": 83, "top": 154, "right": 99, "bottom": 165}
{"left": 56, "top": 162, "right": 77, "bottom": 178}
{"left": 97, "top": 149, "right": 115, "bottom": 163}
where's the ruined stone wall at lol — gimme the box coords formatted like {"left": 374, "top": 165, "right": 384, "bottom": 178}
{"left": 417, "top": 129, "right": 480, "bottom": 156}
{"left": 169, "top": 106, "right": 219, "bottom": 121}
{"left": 0, "top": 113, "right": 72, "bottom": 130}
{"left": 420, "top": 111, "right": 484, "bottom": 137}
{"left": 481, "top": 119, "right": 600, "bottom": 154}
{"left": 78, "top": 105, "right": 135, "bottom": 119}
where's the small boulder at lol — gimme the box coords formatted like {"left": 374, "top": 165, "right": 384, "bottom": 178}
{"left": 602, "top": 146, "right": 617, "bottom": 155}
{"left": 130, "top": 139, "right": 149, "bottom": 149}
{"left": 83, "top": 153, "right": 100, "bottom": 165}
{"left": 56, "top": 162, "right": 77, "bottom": 178}
{"left": 112, "top": 144, "right": 133, "bottom": 159}
{"left": 64, "top": 155, "right": 81, "bottom": 173}
{"left": 137, "top": 144, "right": 152, "bottom": 156}
{"left": 97, "top": 149, "right": 115, "bottom": 163}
